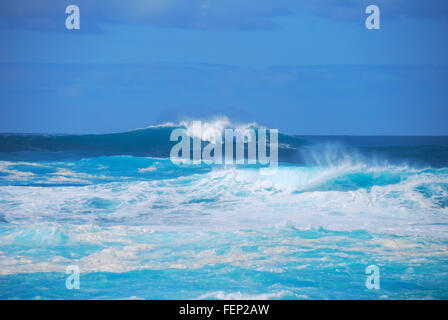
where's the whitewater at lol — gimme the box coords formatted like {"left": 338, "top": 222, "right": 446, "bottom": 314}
{"left": 0, "top": 119, "right": 448, "bottom": 299}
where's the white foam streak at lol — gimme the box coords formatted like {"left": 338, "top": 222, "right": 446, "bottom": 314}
{"left": 1, "top": 165, "right": 447, "bottom": 237}
{"left": 198, "top": 290, "right": 301, "bottom": 300}
{"left": 180, "top": 116, "right": 259, "bottom": 143}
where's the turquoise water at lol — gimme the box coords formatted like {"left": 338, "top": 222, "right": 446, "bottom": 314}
{"left": 0, "top": 126, "right": 448, "bottom": 299}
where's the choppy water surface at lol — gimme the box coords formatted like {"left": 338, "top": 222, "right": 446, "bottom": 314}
{"left": 1, "top": 124, "right": 447, "bottom": 299}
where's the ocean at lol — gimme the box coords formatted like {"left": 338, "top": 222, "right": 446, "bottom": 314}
{"left": 0, "top": 121, "right": 448, "bottom": 299}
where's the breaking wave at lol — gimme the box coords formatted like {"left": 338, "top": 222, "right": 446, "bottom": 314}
{"left": 1, "top": 118, "right": 448, "bottom": 299}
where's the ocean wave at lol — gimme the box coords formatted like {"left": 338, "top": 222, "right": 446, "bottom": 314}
{"left": 180, "top": 116, "right": 259, "bottom": 143}
{"left": 1, "top": 118, "right": 448, "bottom": 167}
{"left": 1, "top": 121, "right": 448, "bottom": 299}
{"left": 1, "top": 160, "right": 447, "bottom": 237}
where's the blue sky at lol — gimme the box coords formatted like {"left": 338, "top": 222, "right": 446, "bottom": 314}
{"left": 0, "top": 1, "right": 447, "bottom": 134}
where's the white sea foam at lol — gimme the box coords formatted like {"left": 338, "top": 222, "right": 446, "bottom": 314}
{"left": 198, "top": 290, "right": 301, "bottom": 300}
{"left": 1, "top": 164, "right": 447, "bottom": 236}
{"left": 138, "top": 166, "right": 157, "bottom": 173}
{"left": 1, "top": 155, "right": 448, "bottom": 276}
{"left": 180, "top": 116, "right": 259, "bottom": 143}
{"left": 0, "top": 221, "right": 446, "bottom": 275}
{"left": 125, "top": 116, "right": 260, "bottom": 144}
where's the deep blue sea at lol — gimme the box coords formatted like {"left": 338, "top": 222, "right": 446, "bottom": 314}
{"left": 1, "top": 122, "right": 448, "bottom": 299}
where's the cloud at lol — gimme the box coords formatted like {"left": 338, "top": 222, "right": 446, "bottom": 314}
{"left": 0, "top": 0, "right": 447, "bottom": 32}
